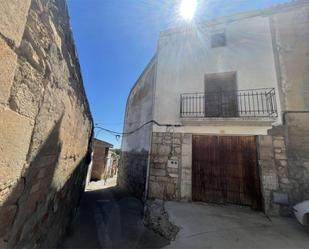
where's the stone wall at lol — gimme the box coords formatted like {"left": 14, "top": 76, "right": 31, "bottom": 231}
{"left": 258, "top": 122, "right": 309, "bottom": 216}
{"left": 148, "top": 132, "right": 183, "bottom": 200}
{"left": 149, "top": 129, "right": 307, "bottom": 216}
{"left": 272, "top": 3, "right": 309, "bottom": 206}
{"left": 263, "top": 1, "right": 309, "bottom": 214}
{"left": 150, "top": 130, "right": 299, "bottom": 216}
{"left": 119, "top": 151, "right": 149, "bottom": 199}
{"left": 0, "top": 0, "right": 92, "bottom": 248}
{"left": 258, "top": 134, "right": 285, "bottom": 216}
{"left": 285, "top": 114, "right": 309, "bottom": 202}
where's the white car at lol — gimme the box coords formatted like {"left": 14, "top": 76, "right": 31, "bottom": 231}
{"left": 293, "top": 201, "right": 309, "bottom": 225}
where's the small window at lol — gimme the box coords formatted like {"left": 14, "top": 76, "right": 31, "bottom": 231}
{"left": 211, "top": 32, "right": 226, "bottom": 48}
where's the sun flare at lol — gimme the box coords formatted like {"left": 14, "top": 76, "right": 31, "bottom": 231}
{"left": 179, "top": 0, "right": 197, "bottom": 21}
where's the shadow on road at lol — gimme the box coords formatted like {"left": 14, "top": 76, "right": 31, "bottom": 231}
{"left": 59, "top": 186, "right": 169, "bottom": 249}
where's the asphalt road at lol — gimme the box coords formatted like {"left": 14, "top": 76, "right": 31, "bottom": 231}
{"left": 59, "top": 181, "right": 169, "bottom": 249}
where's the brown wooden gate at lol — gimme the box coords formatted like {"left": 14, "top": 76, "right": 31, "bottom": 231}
{"left": 192, "top": 135, "right": 262, "bottom": 209}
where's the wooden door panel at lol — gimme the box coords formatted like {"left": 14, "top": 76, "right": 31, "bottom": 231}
{"left": 192, "top": 135, "right": 262, "bottom": 209}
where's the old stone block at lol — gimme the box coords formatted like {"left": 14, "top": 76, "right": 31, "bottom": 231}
{"left": 155, "top": 176, "right": 170, "bottom": 183}
{"left": 277, "top": 166, "right": 288, "bottom": 178}
{"left": 259, "top": 147, "right": 274, "bottom": 160}
{"left": 274, "top": 148, "right": 283, "bottom": 153}
{"left": 182, "top": 155, "right": 191, "bottom": 168}
{"left": 0, "top": 204, "right": 17, "bottom": 237}
{"left": 174, "top": 147, "right": 181, "bottom": 154}
{"left": 152, "top": 155, "right": 168, "bottom": 164}
{"left": 268, "top": 126, "right": 285, "bottom": 136}
{"left": 153, "top": 133, "right": 162, "bottom": 137}
{"left": 258, "top": 135, "right": 273, "bottom": 147}
{"left": 273, "top": 139, "right": 285, "bottom": 148}
{"left": 275, "top": 152, "right": 287, "bottom": 160}
{"left": 19, "top": 40, "right": 44, "bottom": 72}
{"left": 0, "top": 239, "right": 7, "bottom": 249}
{"left": 169, "top": 176, "right": 178, "bottom": 184}
{"left": 150, "top": 168, "right": 166, "bottom": 177}
{"left": 279, "top": 160, "right": 287, "bottom": 167}
{"left": 1, "top": 178, "right": 25, "bottom": 206}
{"left": 37, "top": 168, "right": 46, "bottom": 179}
{"left": 259, "top": 159, "right": 276, "bottom": 174}
{"left": 173, "top": 133, "right": 181, "bottom": 139}
{"left": 9, "top": 61, "right": 45, "bottom": 119}
{"left": 181, "top": 180, "right": 192, "bottom": 200}
{"left": 172, "top": 138, "right": 181, "bottom": 145}
{"left": 0, "top": 0, "right": 31, "bottom": 46}
{"left": 153, "top": 163, "right": 166, "bottom": 169}
{"left": 166, "top": 183, "right": 176, "bottom": 198}
{"left": 182, "top": 168, "right": 191, "bottom": 180}
{"left": 182, "top": 143, "right": 192, "bottom": 156}
{"left": 151, "top": 144, "right": 158, "bottom": 154}
{"left": 0, "top": 108, "right": 33, "bottom": 191}
{"left": 0, "top": 39, "right": 17, "bottom": 104}
{"left": 30, "top": 181, "right": 40, "bottom": 194}
{"left": 168, "top": 173, "right": 178, "bottom": 178}
{"left": 34, "top": 155, "right": 56, "bottom": 168}
{"left": 280, "top": 177, "right": 291, "bottom": 185}
{"left": 167, "top": 167, "right": 178, "bottom": 174}
{"left": 158, "top": 145, "right": 171, "bottom": 156}
{"left": 183, "top": 134, "right": 192, "bottom": 145}
{"left": 162, "top": 138, "right": 171, "bottom": 145}
{"left": 148, "top": 181, "right": 164, "bottom": 199}
{"left": 262, "top": 174, "right": 279, "bottom": 190}
{"left": 152, "top": 135, "right": 162, "bottom": 144}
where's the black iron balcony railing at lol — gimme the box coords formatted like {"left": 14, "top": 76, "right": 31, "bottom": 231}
{"left": 180, "top": 88, "right": 277, "bottom": 118}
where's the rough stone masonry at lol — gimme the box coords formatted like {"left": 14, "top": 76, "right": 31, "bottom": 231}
{"left": 0, "top": 0, "right": 92, "bottom": 248}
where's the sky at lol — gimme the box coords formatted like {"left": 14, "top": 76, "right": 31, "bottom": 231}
{"left": 67, "top": 0, "right": 289, "bottom": 148}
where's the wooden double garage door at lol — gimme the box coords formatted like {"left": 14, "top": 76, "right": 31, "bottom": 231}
{"left": 192, "top": 135, "right": 262, "bottom": 210}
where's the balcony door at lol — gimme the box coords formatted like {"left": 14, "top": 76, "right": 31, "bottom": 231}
{"left": 204, "top": 72, "right": 238, "bottom": 117}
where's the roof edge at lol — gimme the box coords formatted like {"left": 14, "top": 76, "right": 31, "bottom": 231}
{"left": 160, "top": 0, "right": 309, "bottom": 37}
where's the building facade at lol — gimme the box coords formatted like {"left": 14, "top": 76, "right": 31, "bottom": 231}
{"left": 120, "top": 1, "right": 309, "bottom": 216}
{"left": 91, "top": 139, "right": 113, "bottom": 181}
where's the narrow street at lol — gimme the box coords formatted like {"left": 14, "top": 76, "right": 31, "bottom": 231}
{"left": 60, "top": 177, "right": 309, "bottom": 249}
{"left": 2, "top": 1, "right": 309, "bottom": 248}
{"left": 59, "top": 177, "right": 169, "bottom": 249}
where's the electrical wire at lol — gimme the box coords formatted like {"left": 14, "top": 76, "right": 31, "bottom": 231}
{"left": 94, "top": 120, "right": 182, "bottom": 137}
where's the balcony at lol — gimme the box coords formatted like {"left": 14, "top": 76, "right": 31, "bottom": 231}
{"left": 180, "top": 88, "right": 278, "bottom": 125}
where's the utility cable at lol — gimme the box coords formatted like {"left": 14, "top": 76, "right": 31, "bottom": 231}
{"left": 94, "top": 120, "right": 182, "bottom": 137}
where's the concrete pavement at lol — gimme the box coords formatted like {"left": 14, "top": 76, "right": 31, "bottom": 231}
{"left": 59, "top": 178, "right": 309, "bottom": 249}
{"left": 163, "top": 201, "right": 309, "bottom": 249}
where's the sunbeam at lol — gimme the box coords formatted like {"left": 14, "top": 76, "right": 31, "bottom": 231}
{"left": 179, "top": 0, "right": 197, "bottom": 21}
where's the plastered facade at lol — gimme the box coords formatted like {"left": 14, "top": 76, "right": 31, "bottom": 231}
{"left": 122, "top": 1, "right": 309, "bottom": 216}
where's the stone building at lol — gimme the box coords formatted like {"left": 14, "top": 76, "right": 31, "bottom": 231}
{"left": 120, "top": 0, "right": 309, "bottom": 216}
{"left": 0, "top": 0, "right": 92, "bottom": 248}
{"left": 91, "top": 138, "right": 113, "bottom": 181}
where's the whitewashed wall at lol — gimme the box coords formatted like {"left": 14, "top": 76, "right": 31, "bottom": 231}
{"left": 122, "top": 58, "right": 156, "bottom": 152}
{"left": 153, "top": 16, "right": 281, "bottom": 134}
